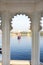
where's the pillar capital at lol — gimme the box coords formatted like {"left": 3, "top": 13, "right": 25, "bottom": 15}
{"left": 1, "top": 11, "right": 13, "bottom": 31}
{"left": 30, "top": 12, "right": 41, "bottom": 31}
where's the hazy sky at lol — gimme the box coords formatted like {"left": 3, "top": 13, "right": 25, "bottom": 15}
{"left": 11, "top": 14, "right": 31, "bottom": 32}
{"left": 40, "top": 17, "right": 43, "bottom": 31}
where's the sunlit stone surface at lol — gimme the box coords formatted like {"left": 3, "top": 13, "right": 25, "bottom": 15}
{"left": 0, "top": 60, "right": 43, "bottom": 65}
{"left": 0, "top": 60, "right": 30, "bottom": 65}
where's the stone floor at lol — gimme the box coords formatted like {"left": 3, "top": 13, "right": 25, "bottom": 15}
{"left": 10, "top": 60, "right": 30, "bottom": 65}
{"left": 0, "top": 60, "right": 43, "bottom": 65}
{"left": 0, "top": 60, "right": 30, "bottom": 65}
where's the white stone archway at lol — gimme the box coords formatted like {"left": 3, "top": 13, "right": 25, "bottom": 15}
{"left": 0, "top": 0, "right": 43, "bottom": 65}
{"left": 1, "top": 11, "right": 41, "bottom": 65}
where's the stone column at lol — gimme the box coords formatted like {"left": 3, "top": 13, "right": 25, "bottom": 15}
{"left": 2, "top": 12, "right": 11, "bottom": 65}
{"left": 31, "top": 12, "right": 41, "bottom": 65}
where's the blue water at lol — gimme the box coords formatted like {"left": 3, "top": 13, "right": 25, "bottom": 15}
{"left": 10, "top": 36, "right": 43, "bottom": 62}
{"left": 40, "top": 36, "right": 43, "bottom": 62}
{"left": 10, "top": 36, "right": 32, "bottom": 60}
{"left": 0, "top": 35, "right": 43, "bottom": 62}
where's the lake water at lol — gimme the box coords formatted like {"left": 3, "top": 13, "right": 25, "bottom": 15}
{"left": 10, "top": 36, "right": 43, "bottom": 62}
{"left": 0, "top": 35, "right": 43, "bottom": 62}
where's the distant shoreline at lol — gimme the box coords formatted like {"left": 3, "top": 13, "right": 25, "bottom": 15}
{"left": 10, "top": 32, "right": 43, "bottom": 36}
